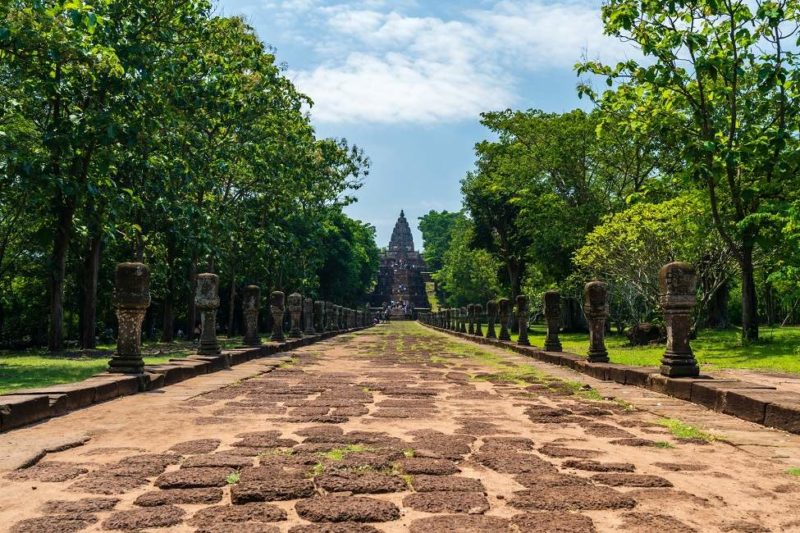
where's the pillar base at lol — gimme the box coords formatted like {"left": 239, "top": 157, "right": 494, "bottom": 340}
{"left": 198, "top": 341, "right": 221, "bottom": 355}
{"left": 108, "top": 356, "right": 145, "bottom": 374}
{"left": 587, "top": 351, "right": 609, "bottom": 363}
{"left": 517, "top": 337, "right": 530, "bottom": 346}
{"left": 545, "top": 341, "right": 562, "bottom": 352}
{"left": 660, "top": 354, "right": 700, "bottom": 377}
{"left": 243, "top": 336, "right": 261, "bottom": 347}
{"left": 271, "top": 333, "right": 286, "bottom": 342}
{"left": 498, "top": 333, "right": 511, "bottom": 341}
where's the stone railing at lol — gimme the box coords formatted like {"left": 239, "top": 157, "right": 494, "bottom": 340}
{"left": 416, "top": 261, "right": 800, "bottom": 435}
{"left": 418, "top": 261, "right": 700, "bottom": 379}
{"left": 109, "top": 264, "right": 374, "bottom": 378}
{"left": 0, "top": 263, "right": 376, "bottom": 432}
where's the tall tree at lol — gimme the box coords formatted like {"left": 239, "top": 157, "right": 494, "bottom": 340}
{"left": 418, "top": 210, "right": 461, "bottom": 271}
{"left": 579, "top": 0, "right": 800, "bottom": 341}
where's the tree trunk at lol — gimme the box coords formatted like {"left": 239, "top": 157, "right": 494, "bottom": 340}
{"left": 507, "top": 262, "right": 521, "bottom": 333}
{"left": 706, "top": 281, "right": 729, "bottom": 330}
{"left": 227, "top": 266, "right": 236, "bottom": 338}
{"left": 48, "top": 197, "right": 76, "bottom": 352}
{"left": 740, "top": 245, "right": 759, "bottom": 342}
{"left": 161, "top": 239, "right": 177, "bottom": 342}
{"left": 188, "top": 252, "right": 198, "bottom": 340}
{"left": 80, "top": 235, "right": 102, "bottom": 349}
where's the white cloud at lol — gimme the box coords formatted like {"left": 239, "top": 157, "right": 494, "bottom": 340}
{"left": 291, "top": 52, "right": 513, "bottom": 123}
{"left": 247, "top": 0, "right": 635, "bottom": 124}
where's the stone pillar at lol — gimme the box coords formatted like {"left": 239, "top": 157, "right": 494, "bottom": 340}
{"left": 109, "top": 263, "right": 151, "bottom": 374}
{"left": 543, "top": 290, "right": 562, "bottom": 352}
{"left": 304, "top": 297, "right": 315, "bottom": 335}
{"left": 516, "top": 295, "right": 530, "bottom": 346}
{"left": 287, "top": 293, "right": 303, "bottom": 338}
{"left": 325, "top": 302, "right": 334, "bottom": 331}
{"left": 583, "top": 281, "right": 609, "bottom": 363}
{"left": 242, "top": 285, "right": 261, "bottom": 346}
{"left": 467, "top": 304, "right": 475, "bottom": 334}
{"left": 460, "top": 307, "right": 468, "bottom": 333}
{"left": 498, "top": 298, "right": 511, "bottom": 341}
{"left": 314, "top": 301, "right": 325, "bottom": 333}
{"left": 474, "top": 304, "right": 484, "bottom": 336}
{"left": 196, "top": 273, "right": 221, "bottom": 355}
{"left": 660, "top": 262, "right": 700, "bottom": 377}
{"left": 270, "top": 291, "right": 286, "bottom": 342}
{"left": 486, "top": 300, "right": 498, "bottom": 339}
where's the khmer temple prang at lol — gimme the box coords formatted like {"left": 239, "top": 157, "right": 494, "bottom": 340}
{"left": 370, "top": 211, "right": 431, "bottom": 319}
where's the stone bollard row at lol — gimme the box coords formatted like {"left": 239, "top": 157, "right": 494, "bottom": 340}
{"left": 420, "top": 262, "right": 701, "bottom": 379}
{"left": 108, "top": 263, "right": 371, "bottom": 375}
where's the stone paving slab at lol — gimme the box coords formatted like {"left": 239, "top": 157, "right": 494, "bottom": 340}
{"left": 0, "top": 323, "right": 799, "bottom": 532}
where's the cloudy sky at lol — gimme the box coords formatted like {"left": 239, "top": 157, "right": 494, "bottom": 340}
{"left": 217, "top": 0, "right": 635, "bottom": 247}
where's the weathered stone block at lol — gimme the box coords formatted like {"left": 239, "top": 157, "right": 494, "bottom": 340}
{"left": 0, "top": 394, "right": 51, "bottom": 432}
{"left": 765, "top": 398, "right": 800, "bottom": 434}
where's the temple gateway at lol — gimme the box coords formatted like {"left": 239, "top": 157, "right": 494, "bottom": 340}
{"left": 370, "top": 211, "right": 431, "bottom": 319}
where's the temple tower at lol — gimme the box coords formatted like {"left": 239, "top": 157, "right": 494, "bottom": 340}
{"left": 370, "top": 211, "right": 430, "bottom": 317}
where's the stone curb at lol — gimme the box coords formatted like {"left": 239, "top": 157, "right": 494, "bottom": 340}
{"left": 421, "top": 322, "right": 800, "bottom": 435}
{"left": 0, "top": 327, "right": 371, "bottom": 433}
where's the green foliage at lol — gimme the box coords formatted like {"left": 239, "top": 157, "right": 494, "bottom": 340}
{"left": 226, "top": 471, "right": 240, "bottom": 485}
{"left": 418, "top": 210, "right": 461, "bottom": 271}
{"left": 0, "top": 1, "right": 375, "bottom": 348}
{"left": 317, "top": 212, "right": 380, "bottom": 306}
{"left": 434, "top": 217, "right": 504, "bottom": 307}
{"left": 578, "top": 0, "right": 800, "bottom": 341}
{"left": 574, "top": 194, "right": 734, "bottom": 325}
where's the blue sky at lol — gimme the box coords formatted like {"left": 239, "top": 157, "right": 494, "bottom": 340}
{"left": 216, "top": 0, "right": 635, "bottom": 248}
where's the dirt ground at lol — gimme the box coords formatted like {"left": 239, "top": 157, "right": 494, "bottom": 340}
{"left": 1, "top": 322, "right": 799, "bottom": 532}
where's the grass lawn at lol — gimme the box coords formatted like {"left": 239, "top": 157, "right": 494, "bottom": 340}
{"left": 0, "top": 336, "right": 246, "bottom": 394}
{"left": 511, "top": 325, "right": 800, "bottom": 375}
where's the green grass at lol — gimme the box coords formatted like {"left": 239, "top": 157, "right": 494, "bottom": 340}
{"left": 517, "top": 325, "right": 800, "bottom": 375}
{"left": 787, "top": 467, "right": 800, "bottom": 477}
{"left": 425, "top": 282, "right": 439, "bottom": 312}
{"left": 0, "top": 336, "right": 248, "bottom": 394}
{"left": 321, "top": 444, "right": 372, "bottom": 461}
{"left": 657, "top": 418, "right": 722, "bottom": 442}
{"left": 225, "top": 471, "right": 240, "bottom": 484}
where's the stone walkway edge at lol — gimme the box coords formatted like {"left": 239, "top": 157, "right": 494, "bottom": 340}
{"left": 420, "top": 322, "right": 800, "bottom": 435}
{"left": 0, "top": 327, "right": 372, "bottom": 433}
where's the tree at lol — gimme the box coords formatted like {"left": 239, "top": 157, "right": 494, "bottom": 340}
{"left": 418, "top": 210, "right": 461, "bottom": 271}
{"left": 574, "top": 194, "right": 735, "bottom": 326}
{"left": 317, "top": 212, "right": 380, "bottom": 306}
{"left": 435, "top": 217, "right": 504, "bottom": 307}
{"left": 578, "top": 0, "right": 800, "bottom": 341}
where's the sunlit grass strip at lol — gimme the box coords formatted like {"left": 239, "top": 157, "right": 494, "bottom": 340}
{"left": 657, "top": 418, "right": 723, "bottom": 442}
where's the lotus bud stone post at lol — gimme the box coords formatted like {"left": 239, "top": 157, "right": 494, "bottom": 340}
{"left": 486, "top": 300, "right": 498, "bottom": 339}
{"left": 660, "top": 262, "right": 700, "bottom": 377}
{"left": 109, "top": 263, "right": 151, "bottom": 374}
{"left": 543, "top": 290, "right": 562, "bottom": 352}
{"left": 583, "top": 281, "right": 610, "bottom": 363}
{"left": 516, "top": 295, "right": 530, "bottom": 346}
{"left": 196, "top": 273, "right": 221, "bottom": 355}
{"left": 270, "top": 291, "right": 286, "bottom": 342}
{"left": 242, "top": 285, "right": 261, "bottom": 346}
{"left": 498, "top": 298, "right": 511, "bottom": 341}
